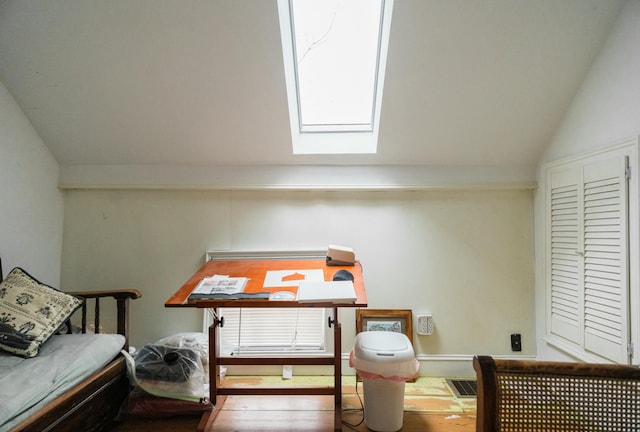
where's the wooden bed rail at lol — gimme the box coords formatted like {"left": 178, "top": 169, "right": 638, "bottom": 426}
{"left": 473, "top": 355, "right": 640, "bottom": 432}
{"left": 67, "top": 289, "right": 141, "bottom": 351}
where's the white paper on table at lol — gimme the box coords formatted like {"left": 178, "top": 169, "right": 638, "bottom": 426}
{"left": 263, "top": 269, "right": 324, "bottom": 288}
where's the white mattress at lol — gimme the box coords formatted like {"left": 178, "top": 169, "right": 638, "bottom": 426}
{"left": 0, "top": 333, "right": 125, "bottom": 431}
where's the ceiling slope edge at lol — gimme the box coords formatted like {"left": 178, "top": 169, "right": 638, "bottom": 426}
{"left": 58, "top": 164, "right": 537, "bottom": 191}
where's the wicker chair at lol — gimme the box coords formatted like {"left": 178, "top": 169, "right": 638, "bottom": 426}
{"left": 473, "top": 355, "right": 640, "bottom": 431}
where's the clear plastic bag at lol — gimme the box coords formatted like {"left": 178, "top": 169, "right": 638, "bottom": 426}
{"left": 135, "top": 344, "right": 201, "bottom": 382}
{"left": 154, "top": 332, "right": 209, "bottom": 369}
{"left": 123, "top": 336, "right": 207, "bottom": 402}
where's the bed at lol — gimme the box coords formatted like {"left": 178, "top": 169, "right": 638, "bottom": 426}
{"left": 0, "top": 261, "right": 141, "bottom": 432}
{"left": 473, "top": 355, "right": 640, "bottom": 431}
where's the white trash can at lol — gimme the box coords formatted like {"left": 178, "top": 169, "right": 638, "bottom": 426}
{"left": 350, "top": 331, "right": 419, "bottom": 432}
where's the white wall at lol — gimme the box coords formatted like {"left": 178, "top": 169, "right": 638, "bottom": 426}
{"left": 535, "top": 0, "right": 640, "bottom": 361}
{"left": 62, "top": 187, "right": 534, "bottom": 376}
{"left": 0, "top": 79, "right": 63, "bottom": 284}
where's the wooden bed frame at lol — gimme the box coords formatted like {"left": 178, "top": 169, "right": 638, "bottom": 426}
{"left": 473, "top": 355, "right": 640, "bottom": 432}
{"left": 0, "top": 261, "right": 141, "bottom": 432}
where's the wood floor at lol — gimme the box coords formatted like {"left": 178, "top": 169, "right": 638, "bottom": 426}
{"left": 110, "top": 376, "right": 476, "bottom": 432}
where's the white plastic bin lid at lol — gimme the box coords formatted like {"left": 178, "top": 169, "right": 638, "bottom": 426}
{"left": 351, "top": 331, "right": 419, "bottom": 379}
{"left": 353, "top": 331, "right": 415, "bottom": 362}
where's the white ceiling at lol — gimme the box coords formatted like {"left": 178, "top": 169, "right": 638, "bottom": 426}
{"left": 0, "top": 0, "right": 626, "bottom": 180}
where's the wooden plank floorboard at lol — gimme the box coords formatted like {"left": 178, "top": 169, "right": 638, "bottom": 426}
{"left": 222, "top": 394, "right": 335, "bottom": 411}
{"left": 211, "top": 409, "right": 334, "bottom": 431}
{"left": 111, "top": 403, "right": 475, "bottom": 432}
{"left": 110, "top": 415, "right": 201, "bottom": 432}
{"left": 111, "top": 376, "right": 476, "bottom": 432}
{"left": 194, "top": 410, "right": 476, "bottom": 432}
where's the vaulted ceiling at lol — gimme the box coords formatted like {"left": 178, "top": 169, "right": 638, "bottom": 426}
{"left": 0, "top": 0, "right": 626, "bottom": 185}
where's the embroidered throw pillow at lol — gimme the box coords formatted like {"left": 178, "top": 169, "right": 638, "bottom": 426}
{"left": 0, "top": 267, "right": 82, "bottom": 357}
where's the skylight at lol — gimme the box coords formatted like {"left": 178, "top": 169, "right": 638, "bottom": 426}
{"left": 278, "top": 0, "right": 393, "bottom": 154}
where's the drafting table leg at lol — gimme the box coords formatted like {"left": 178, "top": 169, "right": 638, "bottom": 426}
{"left": 197, "top": 307, "right": 226, "bottom": 432}
{"left": 333, "top": 307, "right": 342, "bottom": 431}
{"left": 210, "top": 307, "right": 221, "bottom": 406}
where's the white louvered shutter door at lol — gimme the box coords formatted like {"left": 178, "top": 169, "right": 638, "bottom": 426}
{"left": 582, "top": 156, "right": 629, "bottom": 363}
{"left": 548, "top": 166, "right": 582, "bottom": 345}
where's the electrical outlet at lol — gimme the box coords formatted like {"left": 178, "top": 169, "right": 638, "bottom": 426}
{"left": 283, "top": 365, "right": 293, "bottom": 379}
{"left": 511, "top": 333, "right": 522, "bottom": 352}
{"left": 416, "top": 314, "right": 434, "bottom": 335}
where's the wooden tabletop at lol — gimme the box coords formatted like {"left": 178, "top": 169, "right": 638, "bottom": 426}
{"left": 165, "top": 258, "right": 367, "bottom": 308}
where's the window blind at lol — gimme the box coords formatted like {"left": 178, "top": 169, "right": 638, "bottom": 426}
{"left": 216, "top": 308, "right": 325, "bottom": 353}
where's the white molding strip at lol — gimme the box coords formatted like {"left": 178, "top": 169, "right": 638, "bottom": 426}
{"left": 59, "top": 164, "right": 537, "bottom": 191}
{"left": 206, "top": 250, "right": 326, "bottom": 261}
